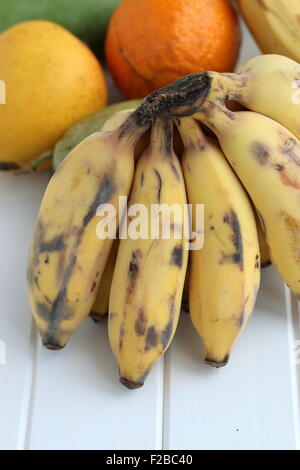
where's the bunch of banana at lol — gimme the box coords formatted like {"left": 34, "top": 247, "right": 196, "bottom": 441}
{"left": 27, "top": 53, "right": 300, "bottom": 389}
{"left": 88, "top": 109, "right": 146, "bottom": 322}
{"left": 27, "top": 109, "right": 148, "bottom": 350}
{"left": 178, "top": 118, "right": 260, "bottom": 366}
{"left": 108, "top": 118, "right": 188, "bottom": 388}
{"left": 238, "top": 0, "right": 300, "bottom": 63}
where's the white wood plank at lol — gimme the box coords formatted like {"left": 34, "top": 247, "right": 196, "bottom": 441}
{"left": 0, "top": 171, "right": 50, "bottom": 450}
{"left": 27, "top": 319, "right": 164, "bottom": 450}
{"left": 164, "top": 268, "right": 297, "bottom": 450}
{"left": 285, "top": 289, "right": 300, "bottom": 449}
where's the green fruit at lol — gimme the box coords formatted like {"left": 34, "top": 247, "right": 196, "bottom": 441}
{"left": 52, "top": 100, "right": 142, "bottom": 170}
{"left": 0, "top": 0, "right": 121, "bottom": 56}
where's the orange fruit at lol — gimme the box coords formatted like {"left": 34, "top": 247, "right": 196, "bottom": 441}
{"left": 105, "top": 0, "right": 241, "bottom": 98}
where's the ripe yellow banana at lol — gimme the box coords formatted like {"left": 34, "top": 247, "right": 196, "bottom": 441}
{"left": 238, "top": 0, "right": 300, "bottom": 62}
{"left": 90, "top": 240, "right": 119, "bottom": 322}
{"left": 109, "top": 118, "right": 188, "bottom": 389}
{"left": 211, "top": 54, "right": 300, "bottom": 140}
{"left": 178, "top": 118, "right": 260, "bottom": 367}
{"left": 27, "top": 112, "right": 148, "bottom": 349}
{"left": 88, "top": 111, "right": 131, "bottom": 323}
{"left": 194, "top": 103, "right": 300, "bottom": 298}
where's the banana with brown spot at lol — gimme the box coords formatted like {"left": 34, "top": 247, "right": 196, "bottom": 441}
{"left": 27, "top": 110, "right": 148, "bottom": 349}
{"left": 108, "top": 118, "right": 188, "bottom": 389}
{"left": 178, "top": 118, "right": 260, "bottom": 367}
{"left": 194, "top": 102, "right": 300, "bottom": 298}
{"left": 238, "top": 1, "right": 300, "bottom": 63}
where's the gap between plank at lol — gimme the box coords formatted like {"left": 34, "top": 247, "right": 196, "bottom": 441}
{"left": 285, "top": 286, "right": 300, "bottom": 450}
{"left": 17, "top": 321, "right": 40, "bottom": 450}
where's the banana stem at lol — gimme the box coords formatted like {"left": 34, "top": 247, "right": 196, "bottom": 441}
{"left": 16, "top": 150, "right": 53, "bottom": 175}
{"left": 177, "top": 118, "right": 206, "bottom": 149}
{"left": 109, "top": 70, "right": 243, "bottom": 150}
{"left": 150, "top": 118, "right": 173, "bottom": 154}
{"left": 128, "top": 71, "right": 247, "bottom": 126}
{"left": 130, "top": 73, "right": 212, "bottom": 125}
{"left": 117, "top": 111, "right": 150, "bottom": 146}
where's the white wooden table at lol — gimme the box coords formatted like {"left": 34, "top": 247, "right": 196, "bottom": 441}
{"left": 0, "top": 20, "right": 299, "bottom": 450}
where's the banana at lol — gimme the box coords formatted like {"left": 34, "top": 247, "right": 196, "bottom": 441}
{"left": 193, "top": 103, "right": 300, "bottom": 298}
{"left": 178, "top": 118, "right": 260, "bottom": 367}
{"left": 90, "top": 240, "right": 119, "bottom": 322}
{"left": 210, "top": 54, "right": 300, "bottom": 140}
{"left": 27, "top": 111, "right": 148, "bottom": 349}
{"left": 238, "top": 0, "right": 300, "bottom": 63}
{"left": 108, "top": 118, "right": 188, "bottom": 389}
{"left": 88, "top": 111, "right": 131, "bottom": 323}
{"left": 256, "top": 212, "right": 271, "bottom": 268}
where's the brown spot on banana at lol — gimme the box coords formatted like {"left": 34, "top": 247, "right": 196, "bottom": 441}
{"left": 127, "top": 250, "right": 143, "bottom": 299}
{"left": 237, "top": 295, "right": 250, "bottom": 329}
{"left": 255, "top": 254, "right": 260, "bottom": 270}
{"left": 168, "top": 292, "right": 176, "bottom": 317}
{"left": 154, "top": 169, "right": 162, "bottom": 203}
{"left": 119, "top": 324, "right": 125, "bottom": 350}
{"left": 57, "top": 251, "right": 66, "bottom": 284}
{"left": 257, "top": 0, "right": 268, "bottom": 11}
{"left": 161, "top": 319, "right": 174, "bottom": 348}
{"left": 35, "top": 253, "right": 78, "bottom": 348}
{"left": 135, "top": 307, "right": 147, "bottom": 336}
{"left": 169, "top": 161, "right": 181, "bottom": 182}
{"left": 90, "top": 281, "right": 97, "bottom": 293}
{"left": 223, "top": 210, "right": 244, "bottom": 271}
{"left": 163, "top": 120, "right": 174, "bottom": 155}
{"left": 278, "top": 171, "right": 300, "bottom": 190}
{"left": 279, "top": 136, "right": 300, "bottom": 167}
{"left": 83, "top": 175, "right": 116, "bottom": 227}
{"left": 145, "top": 326, "right": 159, "bottom": 352}
{"left": 250, "top": 142, "right": 270, "bottom": 165}
{"left": 170, "top": 244, "right": 183, "bottom": 268}
{"left": 39, "top": 235, "right": 66, "bottom": 253}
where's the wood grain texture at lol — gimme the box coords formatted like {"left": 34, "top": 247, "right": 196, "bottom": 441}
{"left": 27, "top": 320, "right": 164, "bottom": 450}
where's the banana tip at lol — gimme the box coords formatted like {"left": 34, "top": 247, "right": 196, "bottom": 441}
{"left": 42, "top": 342, "right": 65, "bottom": 351}
{"left": 205, "top": 355, "right": 229, "bottom": 368}
{"left": 89, "top": 312, "right": 107, "bottom": 324}
{"left": 119, "top": 377, "right": 145, "bottom": 390}
{"left": 261, "top": 261, "right": 272, "bottom": 269}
